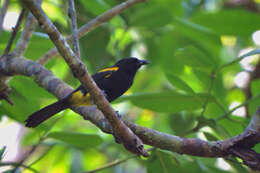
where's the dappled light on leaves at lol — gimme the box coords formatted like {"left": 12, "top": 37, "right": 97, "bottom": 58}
{"left": 0, "top": 0, "right": 260, "bottom": 172}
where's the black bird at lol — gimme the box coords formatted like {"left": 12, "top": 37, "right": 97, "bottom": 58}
{"left": 25, "top": 57, "right": 149, "bottom": 127}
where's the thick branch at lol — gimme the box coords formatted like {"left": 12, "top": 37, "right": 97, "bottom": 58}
{"left": 21, "top": 0, "right": 147, "bottom": 157}
{"left": 224, "top": 0, "right": 259, "bottom": 12}
{"left": 2, "top": 57, "right": 260, "bottom": 170}
{"left": 0, "top": 8, "right": 26, "bottom": 105}
{"left": 37, "top": 0, "right": 146, "bottom": 64}
{"left": 0, "top": 56, "right": 222, "bottom": 157}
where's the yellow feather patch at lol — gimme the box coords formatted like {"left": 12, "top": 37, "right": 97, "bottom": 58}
{"left": 69, "top": 90, "right": 92, "bottom": 106}
{"left": 98, "top": 67, "right": 119, "bottom": 73}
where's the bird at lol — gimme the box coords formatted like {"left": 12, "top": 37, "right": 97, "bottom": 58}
{"left": 25, "top": 57, "right": 149, "bottom": 127}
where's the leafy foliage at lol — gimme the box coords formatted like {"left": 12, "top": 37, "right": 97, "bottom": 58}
{"left": 0, "top": 0, "right": 260, "bottom": 172}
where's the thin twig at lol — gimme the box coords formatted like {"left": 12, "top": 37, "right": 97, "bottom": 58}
{"left": 14, "top": 12, "right": 36, "bottom": 57}
{"left": 84, "top": 155, "right": 137, "bottom": 173}
{"left": 37, "top": 0, "right": 147, "bottom": 65}
{"left": 84, "top": 148, "right": 155, "bottom": 173}
{"left": 28, "top": 146, "right": 53, "bottom": 167}
{"left": 217, "top": 54, "right": 249, "bottom": 73}
{"left": 216, "top": 93, "right": 260, "bottom": 121}
{"left": 199, "top": 70, "right": 216, "bottom": 117}
{"left": 68, "top": 0, "right": 80, "bottom": 58}
{"left": 0, "top": 0, "right": 9, "bottom": 36}
{"left": 0, "top": 161, "right": 39, "bottom": 173}
{"left": 12, "top": 137, "right": 46, "bottom": 172}
{"left": 14, "top": 4, "right": 40, "bottom": 57}
{"left": 1, "top": 8, "right": 26, "bottom": 57}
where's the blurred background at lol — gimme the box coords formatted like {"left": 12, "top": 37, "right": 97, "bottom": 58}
{"left": 1, "top": 0, "right": 260, "bottom": 172}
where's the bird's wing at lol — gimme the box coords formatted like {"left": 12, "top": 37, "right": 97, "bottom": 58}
{"left": 70, "top": 66, "right": 119, "bottom": 96}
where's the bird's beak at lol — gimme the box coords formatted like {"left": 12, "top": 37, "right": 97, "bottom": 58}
{"left": 138, "top": 59, "right": 149, "bottom": 66}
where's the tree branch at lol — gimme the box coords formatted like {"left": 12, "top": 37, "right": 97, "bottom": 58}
{"left": 1, "top": 8, "right": 26, "bottom": 57}
{"left": 1, "top": 56, "right": 260, "bottom": 170}
{"left": 0, "top": 161, "right": 39, "bottom": 173}
{"left": 68, "top": 0, "right": 80, "bottom": 59}
{"left": 14, "top": 6, "right": 40, "bottom": 57}
{"left": 37, "top": 0, "right": 147, "bottom": 65}
{"left": 21, "top": 0, "right": 148, "bottom": 157}
{"left": 0, "top": 8, "right": 26, "bottom": 105}
{"left": 85, "top": 155, "right": 137, "bottom": 173}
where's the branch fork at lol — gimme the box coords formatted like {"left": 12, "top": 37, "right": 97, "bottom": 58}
{"left": 21, "top": 0, "right": 148, "bottom": 157}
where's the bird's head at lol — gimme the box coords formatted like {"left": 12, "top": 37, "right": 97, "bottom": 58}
{"left": 115, "top": 57, "right": 149, "bottom": 75}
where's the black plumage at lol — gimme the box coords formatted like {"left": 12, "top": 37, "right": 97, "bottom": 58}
{"left": 25, "top": 57, "right": 149, "bottom": 127}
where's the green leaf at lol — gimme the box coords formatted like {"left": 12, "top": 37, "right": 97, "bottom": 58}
{"left": 130, "top": 5, "right": 172, "bottom": 28}
{"left": 203, "top": 132, "right": 219, "bottom": 141}
{"left": 251, "top": 79, "right": 260, "bottom": 96}
{"left": 174, "top": 46, "right": 217, "bottom": 71}
{"left": 227, "top": 89, "right": 245, "bottom": 104}
{"left": 248, "top": 94, "right": 260, "bottom": 116}
{"left": 79, "top": 27, "right": 111, "bottom": 71}
{"left": 166, "top": 73, "right": 195, "bottom": 94}
{"left": 24, "top": 32, "right": 54, "bottom": 60}
{"left": 225, "top": 159, "right": 248, "bottom": 173}
{"left": 145, "top": 150, "right": 177, "bottom": 173}
{"left": 79, "top": 0, "right": 110, "bottom": 15}
{"left": 192, "top": 9, "right": 260, "bottom": 37}
{"left": 170, "top": 113, "right": 196, "bottom": 135}
{"left": 47, "top": 132, "right": 103, "bottom": 149}
{"left": 118, "top": 91, "right": 214, "bottom": 113}
{"left": 0, "top": 76, "right": 54, "bottom": 122}
{"left": 0, "top": 31, "right": 19, "bottom": 54}
{"left": 172, "top": 17, "right": 221, "bottom": 62}
{"left": 79, "top": 0, "right": 124, "bottom": 27}
{"left": 158, "top": 30, "right": 185, "bottom": 75}
{"left": 0, "top": 31, "right": 52, "bottom": 60}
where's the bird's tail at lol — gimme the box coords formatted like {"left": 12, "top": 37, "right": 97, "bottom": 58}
{"left": 25, "top": 99, "right": 69, "bottom": 128}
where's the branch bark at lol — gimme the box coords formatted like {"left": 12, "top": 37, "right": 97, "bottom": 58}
{"left": 0, "top": 8, "right": 26, "bottom": 105}
{"left": 14, "top": 0, "right": 41, "bottom": 58}
{"left": 68, "top": 0, "right": 80, "bottom": 59}
{"left": 21, "top": 0, "right": 148, "bottom": 157}
{"left": 1, "top": 8, "right": 26, "bottom": 57}
{"left": 1, "top": 56, "right": 260, "bottom": 170}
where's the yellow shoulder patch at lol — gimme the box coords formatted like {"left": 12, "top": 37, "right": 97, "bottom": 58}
{"left": 98, "top": 67, "right": 119, "bottom": 73}
{"left": 69, "top": 90, "right": 92, "bottom": 106}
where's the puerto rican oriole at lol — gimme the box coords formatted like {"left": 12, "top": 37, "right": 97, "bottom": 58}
{"left": 25, "top": 57, "right": 149, "bottom": 127}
